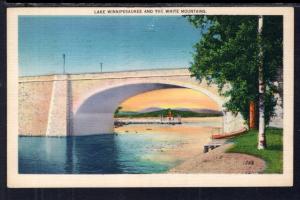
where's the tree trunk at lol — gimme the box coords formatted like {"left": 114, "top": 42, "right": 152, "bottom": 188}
{"left": 257, "top": 15, "right": 267, "bottom": 149}
{"left": 249, "top": 101, "right": 256, "bottom": 129}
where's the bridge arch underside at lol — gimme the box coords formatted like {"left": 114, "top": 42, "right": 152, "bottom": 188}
{"left": 72, "top": 83, "right": 245, "bottom": 136}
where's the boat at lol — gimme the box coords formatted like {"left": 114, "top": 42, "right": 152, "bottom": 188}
{"left": 211, "top": 128, "right": 247, "bottom": 139}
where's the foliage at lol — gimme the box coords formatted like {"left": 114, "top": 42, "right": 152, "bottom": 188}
{"left": 227, "top": 128, "right": 283, "bottom": 173}
{"left": 114, "top": 109, "right": 222, "bottom": 118}
{"left": 114, "top": 106, "right": 123, "bottom": 115}
{"left": 186, "top": 16, "right": 282, "bottom": 125}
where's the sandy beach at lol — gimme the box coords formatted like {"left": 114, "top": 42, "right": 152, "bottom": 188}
{"left": 169, "top": 143, "right": 266, "bottom": 174}
{"left": 114, "top": 117, "right": 266, "bottom": 174}
{"left": 115, "top": 117, "right": 222, "bottom": 161}
{"left": 115, "top": 124, "right": 214, "bottom": 161}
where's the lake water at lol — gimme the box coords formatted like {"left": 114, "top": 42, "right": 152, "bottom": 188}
{"left": 19, "top": 118, "right": 222, "bottom": 174}
{"left": 19, "top": 133, "right": 181, "bottom": 174}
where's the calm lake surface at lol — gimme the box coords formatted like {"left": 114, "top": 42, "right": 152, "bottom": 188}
{"left": 19, "top": 133, "right": 180, "bottom": 174}
{"left": 19, "top": 118, "right": 222, "bottom": 174}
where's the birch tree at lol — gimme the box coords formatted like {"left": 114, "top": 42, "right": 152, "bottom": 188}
{"left": 257, "top": 15, "right": 266, "bottom": 149}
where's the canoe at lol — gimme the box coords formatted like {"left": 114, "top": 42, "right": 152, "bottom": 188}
{"left": 212, "top": 128, "right": 247, "bottom": 139}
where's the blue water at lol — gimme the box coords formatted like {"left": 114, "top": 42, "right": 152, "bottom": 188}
{"left": 19, "top": 133, "right": 182, "bottom": 174}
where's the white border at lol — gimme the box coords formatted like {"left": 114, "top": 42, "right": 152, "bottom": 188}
{"left": 7, "top": 7, "right": 294, "bottom": 188}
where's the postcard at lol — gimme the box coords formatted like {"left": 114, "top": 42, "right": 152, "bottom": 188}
{"left": 7, "top": 7, "right": 294, "bottom": 187}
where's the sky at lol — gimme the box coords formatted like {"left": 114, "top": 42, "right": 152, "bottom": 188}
{"left": 19, "top": 16, "right": 202, "bottom": 76}
{"left": 120, "top": 88, "right": 219, "bottom": 112}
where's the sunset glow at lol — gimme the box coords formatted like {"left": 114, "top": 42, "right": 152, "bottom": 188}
{"left": 120, "top": 88, "right": 219, "bottom": 111}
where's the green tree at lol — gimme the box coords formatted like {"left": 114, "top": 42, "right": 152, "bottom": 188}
{"left": 186, "top": 15, "right": 282, "bottom": 149}
{"left": 114, "top": 106, "right": 123, "bottom": 115}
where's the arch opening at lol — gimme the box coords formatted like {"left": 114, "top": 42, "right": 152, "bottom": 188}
{"left": 72, "top": 82, "right": 226, "bottom": 136}
{"left": 113, "top": 87, "right": 224, "bottom": 133}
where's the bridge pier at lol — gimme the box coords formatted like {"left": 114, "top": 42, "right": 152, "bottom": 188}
{"left": 45, "top": 75, "right": 70, "bottom": 136}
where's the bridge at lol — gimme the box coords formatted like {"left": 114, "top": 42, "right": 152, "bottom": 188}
{"left": 19, "top": 68, "right": 247, "bottom": 136}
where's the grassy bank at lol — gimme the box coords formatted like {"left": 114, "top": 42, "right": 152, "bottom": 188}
{"left": 226, "top": 128, "right": 283, "bottom": 173}
{"left": 115, "top": 110, "right": 222, "bottom": 118}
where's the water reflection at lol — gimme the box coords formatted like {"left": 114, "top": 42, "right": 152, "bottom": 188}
{"left": 64, "top": 137, "right": 74, "bottom": 173}
{"left": 72, "top": 134, "right": 121, "bottom": 173}
{"left": 19, "top": 120, "right": 221, "bottom": 174}
{"left": 19, "top": 134, "right": 121, "bottom": 174}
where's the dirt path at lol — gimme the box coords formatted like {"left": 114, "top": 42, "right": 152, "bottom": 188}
{"left": 169, "top": 143, "right": 266, "bottom": 174}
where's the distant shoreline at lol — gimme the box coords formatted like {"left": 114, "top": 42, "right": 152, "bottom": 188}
{"left": 115, "top": 109, "right": 223, "bottom": 119}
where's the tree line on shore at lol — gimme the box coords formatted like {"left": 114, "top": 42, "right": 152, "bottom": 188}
{"left": 114, "top": 107, "right": 223, "bottom": 118}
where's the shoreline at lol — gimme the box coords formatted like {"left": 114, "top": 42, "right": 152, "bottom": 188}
{"left": 21, "top": 117, "right": 266, "bottom": 174}
{"left": 168, "top": 143, "right": 266, "bottom": 174}
{"left": 114, "top": 119, "right": 222, "bottom": 166}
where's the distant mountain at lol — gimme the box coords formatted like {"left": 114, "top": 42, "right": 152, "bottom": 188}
{"left": 138, "top": 107, "right": 163, "bottom": 113}
{"left": 136, "top": 107, "right": 222, "bottom": 114}
{"left": 176, "top": 108, "right": 222, "bottom": 114}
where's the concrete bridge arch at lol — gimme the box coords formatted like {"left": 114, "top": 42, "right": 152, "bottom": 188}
{"left": 19, "top": 68, "right": 246, "bottom": 136}
{"left": 72, "top": 77, "right": 245, "bottom": 136}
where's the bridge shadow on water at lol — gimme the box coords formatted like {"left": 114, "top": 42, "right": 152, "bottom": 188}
{"left": 19, "top": 134, "right": 122, "bottom": 174}
{"left": 66, "top": 134, "right": 122, "bottom": 174}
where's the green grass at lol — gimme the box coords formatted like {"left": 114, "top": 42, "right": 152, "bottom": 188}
{"left": 115, "top": 109, "right": 223, "bottom": 118}
{"left": 226, "top": 128, "right": 283, "bottom": 173}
